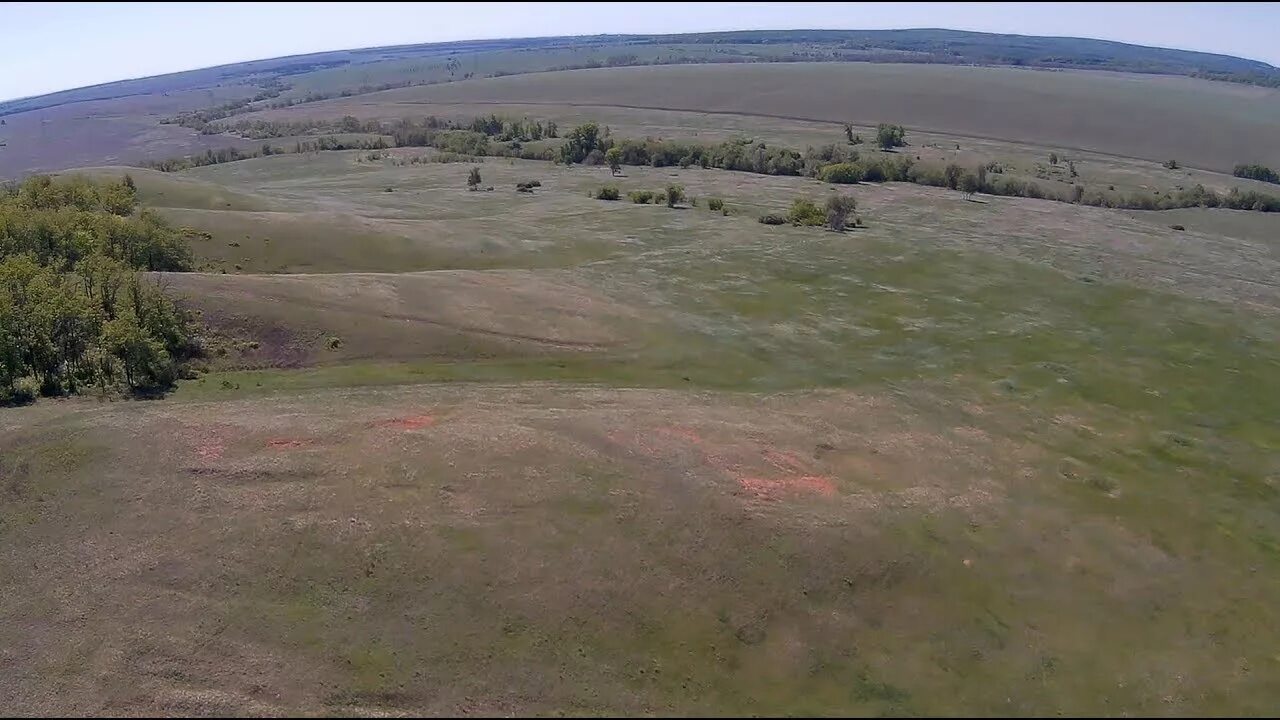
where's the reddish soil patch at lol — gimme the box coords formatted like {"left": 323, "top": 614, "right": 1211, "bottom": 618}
{"left": 614, "top": 424, "right": 839, "bottom": 502}
{"left": 739, "top": 475, "right": 838, "bottom": 500}
{"left": 196, "top": 442, "right": 225, "bottom": 461}
{"left": 371, "top": 414, "right": 437, "bottom": 431}
{"left": 267, "top": 439, "right": 308, "bottom": 450}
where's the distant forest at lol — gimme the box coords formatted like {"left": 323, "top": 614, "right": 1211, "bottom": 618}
{"left": 2, "top": 28, "right": 1276, "bottom": 117}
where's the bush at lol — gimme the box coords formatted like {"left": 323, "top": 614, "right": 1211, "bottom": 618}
{"left": 1234, "top": 164, "right": 1280, "bottom": 184}
{"left": 628, "top": 190, "right": 655, "bottom": 204}
{"left": 825, "top": 194, "right": 858, "bottom": 231}
{"left": 758, "top": 213, "right": 787, "bottom": 225}
{"left": 787, "top": 199, "right": 826, "bottom": 227}
{"left": 1162, "top": 159, "right": 1180, "bottom": 170}
{"left": 1170, "top": 224, "right": 1186, "bottom": 231}
{"left": 707, "top": 198, "right": 724, "bottom": 211}
{"left": 819, "top": 163, "right": 863, "bottom": 184}
{"left": 2, "top": 377, "right": 39, "bottom": 406}
{"left": 466, "top": 167, "right": 481, "bottom": 189}
{"left": 595, "top": 185, "right": 620, "bottom": 201}
{"left": 876, "top": 123, "right": 907, "bottom": 149}
{"left": 665, "top": 184, "right": 686, "bottom": 207}
{"left": 326, "top": 336, "right": 343, "bottom": 350}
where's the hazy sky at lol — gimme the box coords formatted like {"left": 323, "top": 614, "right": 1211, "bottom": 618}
{"left": 2, "top": 2, "right": 1278, "bottom": 101}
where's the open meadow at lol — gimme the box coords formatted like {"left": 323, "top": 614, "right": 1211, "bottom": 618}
{"left": 5, "top": 143, "right": 1280, "bottom": 714}
{"left": 4, "top": 27, "right": 1280, "bottom": 717}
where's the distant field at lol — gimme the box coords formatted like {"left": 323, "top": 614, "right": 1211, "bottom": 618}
{"left": 0, "top": 87, "right": 260, "bottom": 177}
{"left": 322, "top": 63, "right": 1280, "bottom": 171}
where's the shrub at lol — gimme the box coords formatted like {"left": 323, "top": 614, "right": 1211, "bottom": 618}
{"left": 707, "top": 198, "right": 724, "bottom": 211}
{"left": 1234, "top": 164, "right": 1280, "bottom": 184}
{"left": 466, "top": 167, "right": 481, "bottom": 189}
{"left": 628, "top": 190, "right": 654, "bottom": 204}
{"left": 665, "top": 184, "right": 686, "bottom": 207}
{"left": 1162, "top": 159, "right": 1180, "bottom": 170}
{"left": 326, "top": 336, "right": 343, "bottom": 350}
{"left": 1170, "top": 224, "right": 1186, "bottom": 231}
{"left": 596, "top": 185, "right": 620, "bottom": 201}
{"left": 1049, "top": 152, "right": 1059, "bottom": 165}
{"left": 819, "top": 163, "right": 863, "bottom": 184}
{"left": 2, "top": 377, "right": 39, "bottom": 406}
{"left": 787, "top": 199, "right": 826, "bottom": 227}
{"left": 758, "top": 213, "right": 787, "bottom": 225}
{"left": 825, "top": 194, "right": 858, "bottom": 231}
{"left": 876, "top": 123, "right": 907, "bottom": 149}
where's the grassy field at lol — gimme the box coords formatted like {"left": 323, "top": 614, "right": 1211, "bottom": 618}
{"left": 295, "top": 62, "right": 1280, "bottom": 172}
{"left": 5, "top": 145, "right": 1280, "bottom": 714}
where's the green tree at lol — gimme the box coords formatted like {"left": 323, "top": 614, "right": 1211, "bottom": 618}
{"left": 558, "top": 123, "right": 601, "bottom": 164}
{"left": 875, "top": 123, "right": 906, "bottom": 150}
{"left": 605, "top": 147, "right": 623, "bottom": 176}
{"left": 102, "top": 314, "right": 171, "bottom": 391}
{"left": 824, "top": 194, "right": 858, "bottom": 231}
{"left": 959, "top": 171, "right": 981, "bottom": 200}
{"left": 665, "top": 184, "right": 685, "bottom": 208}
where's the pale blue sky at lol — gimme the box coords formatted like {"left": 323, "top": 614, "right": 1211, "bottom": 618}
{"left": 2, "top": 2, "right": 1278, "bottom": 101}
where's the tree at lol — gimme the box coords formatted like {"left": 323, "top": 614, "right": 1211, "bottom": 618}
{"left": 665, "top": 184, "right": 685, "bottom": 208}
{"left": 1233, "top": 164, "right": 1280, "bottom": 184}
{"left": 844, "top": 123, "right": 854, "bottom": 143}
{"left": 102, "top": 315, "right": 171, "bottom": 391}
{"left": 122, "top": 174, "right": 136, "bottom": 192}
{"left": 1068, "top": 160, "right": 1077, "bottom": 178}
{"left": 1049, "top": 152, "right": 1059, "bottom": 165}
{"left": 943, "top": 163, "right": 964, "bottom": 190}
{"left": 1071, "top": 184, "right": 1085, "bottom": 203}
{"left": 959, "top": 172, "right": 980, "bottom": 200}
{"left": 467, "top": 167, "right": 482, "bottom": 190}
{"left": 825, "top": 194, "right": 858, "bottom": 231}
{"left": 875, "top": 123, "right": 906, "bottom": 150}
{"left": 546, "top": 120, "right": 557, "bottom": 138}
{"left": 558, "top": 122, "right": 601, "bottom": 164}
{"left": 605, "top": 147, "right": 623, "bottom": 176}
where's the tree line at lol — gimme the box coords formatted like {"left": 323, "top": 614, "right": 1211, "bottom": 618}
{"left": 0, "top": 175, "right": 198, "bottom": 403}
{"left": 142, "top": 113, "right": 1280, "bottom": 214}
